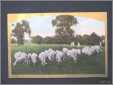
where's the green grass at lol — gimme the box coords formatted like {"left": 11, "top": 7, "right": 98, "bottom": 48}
{"left": 12, "top": 43, "right": 105, "bottom": 75}
{"left": 12, "top": 43, "right": 86, "bottom": 53}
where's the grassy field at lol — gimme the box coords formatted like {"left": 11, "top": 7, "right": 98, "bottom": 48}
{"left": 11, "top": 43, "right": 105, "bottom": 75}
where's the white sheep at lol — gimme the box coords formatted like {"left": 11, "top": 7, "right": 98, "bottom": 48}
{"left": 27, "top": 53, "right": 32, "bottom": 64}
{"left": 30, "top": 53, "right": 38, "bottom": 64}
{"left": 38, "top": 48, "right": 56, "bottom": 65}
{"left": 38, "top": 51, "right": 48, "bottom": 65}
{"left": 62, "top": 48, "right": 68, "bottom": 53}
{"left": 82, "top": 46, "right": 100, "bottom": 56}
{"left": 68, "top": 50, "right": 77, "bottom": 61}
{"left": 82, "top": 46, "right": 93, "bottom": 56}
{"left": 13, "top": 51, "right": 27, "bottom": 66}
{"left": 62, "top": 48, "right": 78, "bottom": 61}
{"left": 45, "top": 48, "right": 56, "bottom": 61}
{"left": 91, "top": 45, "right": 101, "bottom": 54}
{"left": 71, "top": 48, "right": 81, "bottom": 56}
{"left": 55, "top": 50, "right": 64, "bottom": 63}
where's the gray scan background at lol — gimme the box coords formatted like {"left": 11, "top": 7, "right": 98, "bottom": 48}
{"left": 0, "top": 0, "right": 113, "bottom": 85}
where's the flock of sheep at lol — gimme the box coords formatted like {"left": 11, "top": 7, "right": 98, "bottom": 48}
{"left": 13, "top": 45, "right": 102, "bottom": 66}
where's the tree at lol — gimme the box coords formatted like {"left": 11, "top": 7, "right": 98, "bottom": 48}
{"left": 22, "top": 20, "right": 31, "bottom": 36}
{"left": 13, "top": 22, "right": 24, "bottom": 44}
{"left": 82, "top": 34, "right": 91, "bottom": 45}
{"left": 100, "top": 35, "right": 105, "bottom": 46}
{"left": 52, "top": 15, "right": 77, "bottom": 44}
{"left": 31, "top": 35, "right": 43, "bottom": 44}
{"left": 89, "top": 32, "right": 101, "bottom": 45}
{"left": 43, "top": 36, "right": 54, "bottom": 44}
{"left": 75, "top": 35, "right": 83, "bottom": 45}
{"left": 13, "top": 20, "right": 31, "bottom": 44}
{"left": 11, "top": 38, "right": 17, "bottom": 43}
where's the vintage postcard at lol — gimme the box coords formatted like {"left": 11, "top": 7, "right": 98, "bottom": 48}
{"left": 7, "top": 12, "right": 107, "bottom": 78}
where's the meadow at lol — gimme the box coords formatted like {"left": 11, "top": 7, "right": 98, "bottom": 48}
{"left": 11, "top": 43, "right": 105, "bottom": 75}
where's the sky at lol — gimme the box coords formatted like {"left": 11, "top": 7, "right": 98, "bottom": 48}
{"left": 12, "top": 16, "right": 105, "bottom": 38}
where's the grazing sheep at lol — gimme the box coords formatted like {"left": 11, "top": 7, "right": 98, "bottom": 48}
{"left": 62, "top": 48, "right": 69, "bottom": 60}
{"left": 13, "top": 51, "right": 22, "bottom": 59}
{"left": 38, "top": 51, "right": 48, "bottom": 65}
{"left": 13, "top": 45, "right": 101, "bottom": 66}
{"left": 91, "top": 45, "right": 101, "bottom": 54}
{"left": 30, "top": 53, "right": 38, "bottom": 64}
{"left": 26, "top": 53, "right": 32, "bottom": 64}
{"left": 55, "top": 50, "right": 64, "bottom": 63}
{"left": 45, "top": 48, "right": 56, "bottom": 61}
{"left": 71, "top": 48, "right": 81, "bottom": 56}
{"left": 13, "top": 51, "right": 27, "bottom": 66}
{"left": 67, "top": 50, "right": 77, "bottom": 61}
{"left": 62, "top": 48, "right": 68, "bottom": 53}
{"left": 63, "top": 48, "right": 78, "bottom": 61}
{"left": 82, "top": 46, "right": 93, "bottom": 56}
{"left": 82, "top": 46, "right": 100, "bottom": 56}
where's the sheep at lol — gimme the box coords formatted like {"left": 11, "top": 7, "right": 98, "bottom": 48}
{"left": 62, "top": 48, "right": 69, "bottom": 60}
{"left": 71, "top": 48, "right": 81, "bottom": 56}
{"left": 31, "top": 48, "right": 56, "bottom": 65}
{"left": 82, "top": 46, "right": 94, "bottom": 56}
{"left": 27, "top": 53, "right": 32, "bottom": 64}
{"left": 62, "top": 48, "right": 68, "bottom": 53}
{"left": 13, "top": 51, "right": 27, "bottom": 66}
{"left": 38, "top": 51, "right": 48, "bottom": 65}
{"left": 62, "top": 48, "right": 78, "bottom": 61}
{"left": 13, "top": 51, "right": 22, "bottom": 59}
{"left": 91, "top": 45, "right": 101, "bottom": 54}
{"left": 55, "top": 50, "right": 64, "bottom": 63}
{"left": 82, "top": 46, "right": 101, "bottom": 56}
{"left": 45, "top": 48, "right": 56, "bottom": 61}
{"left": 67, "top": 50, "right": 77, "bottom": 61}
{"left": 30, "top": 53, "right": 38, "bottom": 64}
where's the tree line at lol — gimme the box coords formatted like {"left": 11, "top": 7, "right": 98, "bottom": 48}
{"left": 31, "top": 33, "right": 105, "bottom": 45}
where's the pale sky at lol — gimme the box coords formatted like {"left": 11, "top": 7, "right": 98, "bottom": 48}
{"left": 73, "top": 16, "right": 105, "bottom": 36}
{"left": 12, "top": 16, "right": 105, "bottom": 38}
